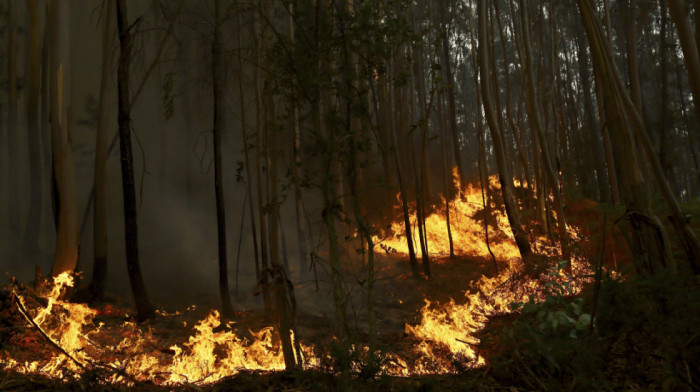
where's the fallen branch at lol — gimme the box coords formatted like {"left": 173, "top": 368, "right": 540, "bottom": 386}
{"left": 12, "top": 291, "right": 87, "bottom": 371}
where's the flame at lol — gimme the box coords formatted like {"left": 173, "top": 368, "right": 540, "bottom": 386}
{"left": 2, "top": 272, "right": 318, "bottom": 386}
{"left": 374, "top": 168, "right": 593, "bottom": 372}
{"left": 374, "top": 169, "right": 516, "bottom": 260}
{"left": 2, "top": 170, "right": 597, "bottom": 382}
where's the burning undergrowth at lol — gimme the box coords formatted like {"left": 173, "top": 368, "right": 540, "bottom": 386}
{"left": 0, "top": 173, "right": 603, "bottom": 387}
{"left": 0, "top": 273, "right": 318, "bottom": 386}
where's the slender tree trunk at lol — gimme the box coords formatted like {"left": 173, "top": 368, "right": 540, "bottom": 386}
{"left": 666, "top": 0, "right": 700, "bottom": 118}
{"left": 88, "top": 0, "right": 115, "bottom": 300}
{"left": 7, "top": 0, "right": 19, "bottom": 235}
{"left": 477, "top": 0, "right": 531, "bottom": 258}
{"left": 658, "top": 0, "right": 678, "bottom": 194}
{"left": 440, "top": 3, "right": 465, "bottom": 186}
{"left": 518, "top": 0, "right": 570, "bottom": 258}
{"left": 574, "top": 17, "right": 608, "bottom": 202}
{"left": 252, "top": 14, "right": 272, "bottom": 317}
{"left": 236, "top": 10, "right": 261, "bottom": 283}
{"left": 116, "top": 0, "right": 155, "bottom": 320}
{"left": 22, "top": 0, "right": 44, "bottom": 252}
{"left": 212, "top": 0, "right": 234, "bottom": 319}
{"left": 437, "top": 88, "right": 455, "bottom": 258}
{"left": 577, "top": 0, "right": 700, "bottom": 274}
{"left": 48, "top": 0, "right": 80, "bottom": 277}
{"left": 288, "top": 2, "right": 312, "bottom": 280}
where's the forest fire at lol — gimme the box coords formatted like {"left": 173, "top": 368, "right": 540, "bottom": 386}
{"left": 376, "top": 170, "right": 581, "bottom": 261}
{"left": 0, "top": 173, "right": 595, "bottom": 384}
{"left": 1, "top": 273, "right": 318, "bottom": 385}
{"left": 374, "top": 171, "right": 592, "bottom": 372}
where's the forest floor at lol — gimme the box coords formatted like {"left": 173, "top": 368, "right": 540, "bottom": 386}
{"left": 1, "top": 199, "right": 699, "bottom": 391}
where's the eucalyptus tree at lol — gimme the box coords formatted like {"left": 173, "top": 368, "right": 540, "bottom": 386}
{"left": 476, "top": 0, "right": 532, "bottom": 259}
{"left": 22, "top": 0, "right": 44, "bottom": 252}
{"left": 116, "top": 0, "right": 156, "bottom": 320}
{"left": 48, "top": 0, "right": 80, "bottom": 277}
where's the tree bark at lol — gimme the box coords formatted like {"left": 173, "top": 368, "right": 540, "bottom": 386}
{"left": 48, "top": 0, "right": 80, "bottom": 277}
{"left": 666, "top": 0, "right": 700, "bottom": 118}
{"left": 212, "top": 0, "right": 234, "bottom": 319}
{"left": 518, "top": 0, "right": 570, "bottom": 258}
{"left": 88, "top": 0, "right": 115, "bottom": 300}
{"left": 116, "top": 0, "right": 155, "bottom": 320}
{"left": 477, "top": 0, "right": 531, "bottom": 259}
{"left": 7, "top": 0, "right": 19, "bottom": 235}
{"left": 22, "top": 0, "right": 44, "bottom": 252}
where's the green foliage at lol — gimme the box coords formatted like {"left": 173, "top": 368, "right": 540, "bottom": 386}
{"left": 488, "top": 268, "right": 700, "bottom": 391}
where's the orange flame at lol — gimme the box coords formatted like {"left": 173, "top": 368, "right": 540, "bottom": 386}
{"left": 3, "top": 273, "right": 318, "bottom": 385}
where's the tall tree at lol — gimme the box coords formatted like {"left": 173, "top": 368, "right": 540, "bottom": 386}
{"left": 48, "top": 0, "right": 80, "bottom": 277}
{"left": 666, "top": 0, "right": 700, "bottom": 118}
{"left": 116, "top": 0, "right": 155, "bottom": 320}
{"left": 22, "top": 0, "right": 44, "bottom": 252}
{"left": 88, "top": 0, "right": 115, "bottom": 301}
{"left": 517, "top": 0, "right": 570, "bottom": 257}
{"left": 212, "top": 0, "right": 234, "bottom": 319}
{"left": 6, "top": 0, "right": 19, "bottom": 236}
{"left": 577, "top": 0, "right": 700, "bottom": 274}
{"left": 477, "top": 0, "right": 531, "bottom": 259}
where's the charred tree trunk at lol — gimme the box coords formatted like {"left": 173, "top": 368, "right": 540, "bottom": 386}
{"left": 116, "top": 0, "right": 155, "bottom": 320}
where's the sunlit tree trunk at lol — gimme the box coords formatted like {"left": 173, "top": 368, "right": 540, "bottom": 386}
{"left": 88, "top": 0, "right": 115, "bottom": 300}
{"left": 116, "top": 0, "right": 155, "bottom": 320}
{"left": 48, "top": 0, "right": 79, "bottom": 277}
{"left": 477, "top": 0, "right": 531, "bottom": 259}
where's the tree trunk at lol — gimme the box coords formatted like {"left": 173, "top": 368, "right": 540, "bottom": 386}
{"left": 252, "top": 13, "right": 272, "bottom": 317}
{"left": 116, "top": 0, "right": 155, "bottom": 320}
{"left": 22, "top": 0, "right": 44, "bottom": 252}
{"left": 7, "top": 0, "right": 19, "bottom": 235}
{"left": 440, "top": 3, "right": 465, "bottom": 186}
{"left": 288, "top": 2, "right": 312, "bottom": 281}
{"left": 666, "top": 0, "right": 700, "bottom": 118}
{"left": 88, "top": 0, "right": 115, "bottom": 301}
{"left": 576, "top": 0, "right": 696, "bottom": 274}
{"left": 48, "top": 0, "right": 79, "bottom": 277}
{"left": 212, "top": 0, "right": 234, "bottom": 319}
{"left": 518, "top": 0, "right": 570, "bottom": 258}
{"left": 236, "top": 10, "right": 261, "bottom": 284}
{"left": 477, "top": 0, "right": 531, "bottom": 259}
